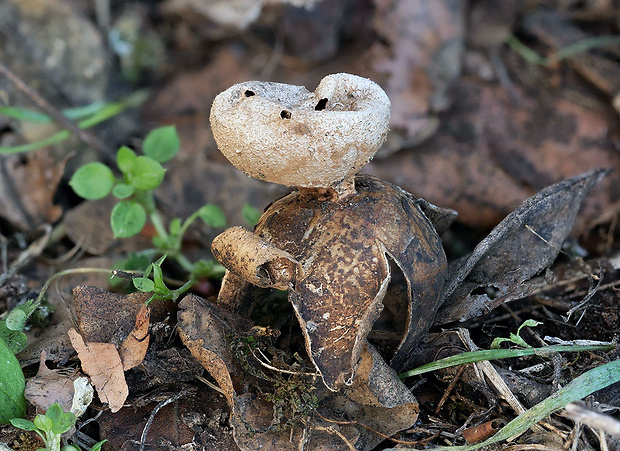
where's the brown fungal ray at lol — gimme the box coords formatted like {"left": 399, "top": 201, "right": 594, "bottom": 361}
{"left": 211, "top": 226, "right": 302, "bottom": 291}
{"left": 215, "top": 174, "right": 447, "bottom": 390}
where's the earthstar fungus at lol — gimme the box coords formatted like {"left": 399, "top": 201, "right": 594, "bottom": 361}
{"left": 210, "top": 73, "right": 449, "bottom": 391}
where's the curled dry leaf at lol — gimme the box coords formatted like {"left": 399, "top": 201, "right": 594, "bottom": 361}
{"left": 68, "top": 328, "right": 128, "bottom": 413}
{"left": 435, "top": 169, "right": 609, "bottom": 325}
{"left": 118, "top": 303, "right": 151, "bottom": 371}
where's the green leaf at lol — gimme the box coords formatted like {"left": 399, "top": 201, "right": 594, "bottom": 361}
{"left": 5, "top": 309, "right": 27, "bottom": 331}
{"left": 133, "top": 277, "right": 155, "bottom": 292}
{"left": 169, "top": 218, "right": 181, "bottom": 236}
{"left": 151, "top": 264, "right": 169, "bottom": 295}
{"left": 51, "top": 411, "right": 76, "bottom": 434}
{"left": 116, "top": 146, "right": 137, "bottom": 174}
{"left": 0, "top": 338, "right": 27, "bottom": 423}
{"left": 10, "top": 418, "right": 36, "bottom": 431}
{"left": 242, "top": 204, "right": 261, "bottom": 227}
{"left": 112, "top": 183, "right": 135, "bottom": 199}
{"left": 111, "top": 201, "right": 147, "bottom": 238}
{"left": 69, "top": 162, "right": 115, "bottom": 200}
{"left": 0, "top": 106, "right": 50, "bottom": 122}
{"left": 191, "top": 259, "right": 226, "bottom": 279}
{"left": 34, "top": 413, "right": 53, "bottom": 432}
{"left": 90, "top": 440, "right": 108, "bottom": 451}
{"left": 129, "top": 156, "right": 165, "bottom": 191}
{"left": 428, "top": 358, "right": 620, "bottom": 451}
{"left": 142, "top": 125, "right": 179, "bottom": 163}
{"left": 398, "top": 343, "right": 615, "bottom": 379}
{"left": 44, "top": 403, "right": 63, "bottom": 424}
{"left": 198, "top": 204, "right": 227, "bottom": 228}
{"left": 0, "top": 321, "right": 28, "bottom": 354}
{"left": 61, "top": 445, "right": 82, "bottom": 451}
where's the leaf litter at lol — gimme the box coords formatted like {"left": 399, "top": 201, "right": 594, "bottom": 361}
{"left": 1, "top": 1, "right": 620, "bottom": 450}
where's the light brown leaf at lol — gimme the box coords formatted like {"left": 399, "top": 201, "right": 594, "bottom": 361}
{"left": 68, "top": 328, "right": 128, "bottom": 413}
{"left": 24, "top": 351, "right": 75, "bottom": 414}
{"left": 118, "top": 304, "right": 151, "bottom": 371}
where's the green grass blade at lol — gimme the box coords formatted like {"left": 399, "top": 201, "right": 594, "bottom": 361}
{"left": 399, "top": 343, "right": 615, "bottom": 379}
{"left": 0, "top": 106, "right": 50, "bottom": 123}
{"left": 396, "top": 358, "right": 620, "bottom": 451}
{"left": 0, "top": 90, "right": 149, "bottom": 155}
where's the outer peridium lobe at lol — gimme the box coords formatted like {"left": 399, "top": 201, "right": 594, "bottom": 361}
{"left": 253, "top": 174, "right": 446, "bottom": 390}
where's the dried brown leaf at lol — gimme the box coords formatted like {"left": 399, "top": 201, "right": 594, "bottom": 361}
{"left": 177, "top": 293, "right": 254, "bottom": 406}
{"left": 73, "top": 285, "right": 169, "bottom": 345}
{"left": 0, "top": 152, "right": 66, "bottom": 230}
{"left": 364, "top": 0, "right": 466, "bottom": 154}
{"left": 68, "top": 328, "right": 128, "bottom": 413}
{"left": 24, "top": 351, "right": 75, "bottom": 414}
{"left": 435, "top": 169, "right": 609, "bottom": 325}
{"left": 118, "top": 304, "right": 150, "bottom": 371}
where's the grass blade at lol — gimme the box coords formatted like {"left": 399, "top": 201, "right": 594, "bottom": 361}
{"left": 399, "top": 343, "right": 615, "bottom": 379}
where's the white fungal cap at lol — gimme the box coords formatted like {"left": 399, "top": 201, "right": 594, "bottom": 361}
{"left": 209, "top": 73, "right": 391, "bottom": 189}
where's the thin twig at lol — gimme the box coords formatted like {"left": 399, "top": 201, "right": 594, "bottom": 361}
{"left": 139, "top": 390, "right": 189, "bottom": 451}
{"left": 248, "top": 345, "right": 320, "bottom": 377}
{"left": 196, "top": 375, "right": 227, "bottom": 397}
{"left": 434, "top": 365, "right": 466, "bottom": 415}
{"left": 0, "top": 224, "right": 51, "bottom": 287}
{"left": 312, "top": 426, "right": 356, "bottom": 451}
{"left": 0, "top": 61, "right": 113, "bottom": 161}
{"left": 314, "top": 411, "right": 440, "bottom": 446}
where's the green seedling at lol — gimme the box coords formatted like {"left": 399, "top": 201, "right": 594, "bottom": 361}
{"left": 10, "top": 403, "right": 106, "bottom": 451}
{"left": 69, "top": 125, "right": 227, "bottom": 294}
{"left": 242, "top": 203, "right": 262, "bottom": 228}
{"left": 491, "top": 319, "right": 542, "bottom": 349}
{"left": 0, "top": 299, "right": 38, "bottom": 354}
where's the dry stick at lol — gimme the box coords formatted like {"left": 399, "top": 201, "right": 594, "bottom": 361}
{"left": 139, "top": 390, "right": 189, "bottom": 451}
{"left": 0, "top": 224, "right": 51, "bottom": 287}
{"left": 456, "top": 328, "right": 546, "bottom": 436}
{"left": 0, "top": 61, "right": 113, "bottom": 162}
{"left": 564, "top": 403, "right": 620, "bottom": 438}
{"left": 314, "top": 411, "right": 440, "bottom": 446}
{"left": 249, "top": 345, "right": 320, "bottom": 377}
{"left": 312, "top": 426, "right": 356, "bottom": 451}
{"left": 434, "top": 365, "right": 466, "bottom": 415}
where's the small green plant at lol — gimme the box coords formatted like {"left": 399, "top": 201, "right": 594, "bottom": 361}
{"left": 491, "top": 319, "right": 542, "bottom": 349}
{"left": 242, "top": 203, "right": 262, "bottom": 228}
{"left": 69, "top": 125, "right": 227, "bottom": 299}
{"left": 0, "top": 299, "right": 40, "bottom": 354}
{"left": 10, "top": 403, "right": 106, "bottom": 451}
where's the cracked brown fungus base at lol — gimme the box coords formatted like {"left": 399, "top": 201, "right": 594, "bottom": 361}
{"left": 210, "top": 73, "right": 448, "bottom": 391}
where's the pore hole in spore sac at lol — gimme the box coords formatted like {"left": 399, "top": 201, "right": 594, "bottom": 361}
{"left": 315, "top": 98, "right": 328, "bottom": 110}
{"left": 280, "top": 110, "right": 292, "bottom": 119}
{"left": 244, "top": 90, "right": 255, "bottom": 97}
